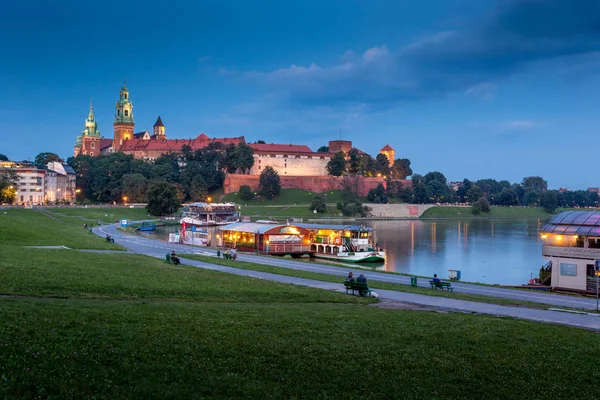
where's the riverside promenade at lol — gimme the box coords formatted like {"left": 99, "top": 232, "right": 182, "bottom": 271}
{"left": 96, "top": 223, "right": 600, "bottom": 330}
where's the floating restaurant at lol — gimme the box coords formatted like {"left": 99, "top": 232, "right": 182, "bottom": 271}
{"left": 541, "top": 211, "right": 600, "bottom": 291}
{"left": 217, "top": 222, "right": 312, "bottom": 255}
{"left": 218, "top": 222, "right": 385, "bottom": 262}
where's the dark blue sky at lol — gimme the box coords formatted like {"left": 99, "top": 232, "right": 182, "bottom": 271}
{"left": 2, "top": 0, "right": 600, "bottom": 189}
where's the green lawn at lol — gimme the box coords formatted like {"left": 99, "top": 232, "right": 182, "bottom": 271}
{"left": 44, "top": 206, "right": 153, "bottom": 224}
{"left": 222, "top": 188, "right": 347, "bottom": 205}
{"left": 421, "top": 206, "right": 555, "bottom": 219}
{"left": 183, "top": 255, "right": 566, "bottom": 310}
{"left": 0, "top": 209, "right": 121, "bottom": 250}
{"left": 240, "top": 204, "right": 346, "bottom": 220}
{"left": 3, "top": 208, "right": 600, "bottom": 398}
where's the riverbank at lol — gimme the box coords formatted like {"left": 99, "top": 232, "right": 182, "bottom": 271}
{"left": 420, "top": 205, "right": 555, "bottom": 219}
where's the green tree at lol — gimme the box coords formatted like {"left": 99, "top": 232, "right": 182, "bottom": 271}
{"left": 423, "top": 171, "right": 447, "bottom": 186}
{"left": 374, "top": 154, "right": 390, "bottom": 177}
{"left": 309, "top": 196, "right": 327, "bottom": 213}
{"left": 0, "top": 154, "right": 8, "bottom": 161}
{"left": 496, "top": 188, "right": 519, "bottom": 206}
{"left": 317, "top": 146, "right": 329, "bottom": 153}
{"left": 522, "top": 176, "right": 547, "bottom": 193}
{"left": 542, "top": 190, "right": 558, "bottom": 213}
{"left": 239, "top": 185, "right": 254, "bottom": 201}
{"left": 326, "top": 151, "right": 346, "bottom": 177}
{"left": 479, "top": 196, "right": 491, "bottom": 212}
{"left": 347, "top": 148, "right": 361, "bottom": 176}
{"left": 467, "top": 185, "right": 483, "bottom": 203}
{"left": 122, "top": 173, "right": 147, "bottom": 203}
{"left": 525, "top": 190, "right": 540, "bottom": 206}
{"left": 0, "top": 168, "right": 19, "bottom": 204}
{"left": 367, "top": 183, "right": 388, "bottom": 204}
{"left": 259, "top": 166, "right": 281, "bottom": 200}
{"left": 257, "top": 140, "right": 266, "bottom": 144}
{"left": 146, "top": 181, "right": 181, "bottom": 216}
{"left": 390, "top": 158, "right": 412, "bottom": 179}
{"left": 336, "top": 202, "right": 370, "bottom": 217}
{"left": 232, "top": 142, "right": 254, "bottom": 173}
{"left": 34, "top": 152, "right": 63, "bottom": 168}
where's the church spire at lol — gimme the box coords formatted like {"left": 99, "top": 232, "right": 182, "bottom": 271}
{"left": 115, "top": 79, "right": 134, "bottom": 123}
{"left": 82, "top": 99, "right": 100, "bottom": 137}
{"left": 153, "top": 116, "right": 166, "bottom": 138}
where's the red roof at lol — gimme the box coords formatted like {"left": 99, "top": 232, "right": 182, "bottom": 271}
{"left": 249, "top": 143, "right": 315, "bottom": 154}
{"left": 119, "top": 135, "right": 245, "bottom": 153}
{"left": 100, "top": 139, "right": 113, "bottom": 150}
{"left": 380, "top": 144, "right": 394, "bottom": 152}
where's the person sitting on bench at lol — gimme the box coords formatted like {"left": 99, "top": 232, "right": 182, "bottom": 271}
{"left": 356, "top": 274, "right": 368, "bottom": 296}
{"left": 170, "top": 250, "right": 180, "bottom": 265}
{"left": 432, "top": 274, "right": 441, "bottom": 284}
{"left": 106, "top": 234, "right": 114, "bottom": 243}
{"left": 346, "top": 272, "right": 355, "bottom": 282}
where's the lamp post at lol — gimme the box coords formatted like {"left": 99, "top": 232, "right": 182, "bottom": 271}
{"left": 122, "top": 196, "right": 128, "bottom": 205}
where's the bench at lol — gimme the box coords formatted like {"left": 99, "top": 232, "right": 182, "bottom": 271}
{"left": 429, "top": 280, "right": 454, "bottom": 292}
{"left": 223, "top": 253, "right": 234, "bottom": 260}
{"left": 165, "top": 254, "right": 180, "bottom": 265}
{"left": 343, "top": 280, "right": 373, "bottom": 297}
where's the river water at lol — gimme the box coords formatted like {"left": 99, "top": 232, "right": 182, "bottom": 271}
{"left": 139, "top": 219, "right": 548, "bottom": 286}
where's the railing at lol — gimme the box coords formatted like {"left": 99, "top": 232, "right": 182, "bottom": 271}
{"left": 542, "top": 245, "right": 600, "bottom": 259}
{"left": 265, "top": 244, "right": 312, "bottom": 254}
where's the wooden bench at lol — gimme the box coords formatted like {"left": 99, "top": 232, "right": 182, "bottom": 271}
{"left": 343, "top": 280, "right": 373, "bottom": 297}
{"left": 429, "top": 280, "right": 454, "bottom": 292}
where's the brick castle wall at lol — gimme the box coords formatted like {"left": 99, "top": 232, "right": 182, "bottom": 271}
{"left": 224, "top": 174, "right": 410, "bottom": 197}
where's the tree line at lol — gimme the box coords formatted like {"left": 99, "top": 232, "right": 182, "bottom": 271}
{"left": 326, "top": 149, "right": 413, "bottom": 179}
{"left": 67, "top": 142, "right": 254, "bottom": 205}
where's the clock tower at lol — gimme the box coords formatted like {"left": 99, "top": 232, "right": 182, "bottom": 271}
{"left": 113, "top": 80, "right": 135, "bottom": 151}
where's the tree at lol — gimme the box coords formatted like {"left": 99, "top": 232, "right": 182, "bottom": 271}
{"left": 259, "top": 166, "right": 281, "bottom": 200}
{"left": 467, "top": 185, "right": 483, "bottom": 203}
{"left": 122, "top": 173, "right": 147, "bottom": 203}
{"left": 522, "top": 176, "right": 547, "bottom": 193}
{"left": 374, "top": 154, "right": 390, "bottom": 177}
{"left": 317, "top": 146, "right": 329, "bottom": 153}
{"left": 337, "top": 202, "right": 370, "bottom": 217}
{"left": 146, "top": 181, "right": 181, "bottom": 216}
{"left": 0, "top": 168, "right": 18, "bottom": 204}
{"left": 423, "top": 171, "right": 447, "bottom": 186}
{"left": 390, "top": 158, "right": 412, "bottom": 179}
{"left": 525, "top": 190, "right": 540, "bottom": 206}
{"left": 347, "top": 148, "right": 361, "bottom": 176}
{"left": 496, "top": 188, "right": 519, "bottom": 206}
{"left": 367, "top": 183, "right": 388, "bottom": 204}
{"left": 232, "top": 142, "right": 254, "bottom": 173}
{"left": 239, "top": 185, "right": 254, "bottom": 201}
{"left": 472, "top": 197, "right": 490, "bottom": 214}
{"left": 0, "top": 154, "right": 8, "bottom": 161}
{"left": 542, "top": 190, "right": 558, "bottom": 213}
{"left": 310, "top": 196, "right": 327, "bottom": 213}
{"left": 326, "top": 151, "right": 346, "bottom": 177}
{"left": 257, "top": 140, "right": 266, "bottom": 144}
{"left": 34, "top": 152, "right": 63, "bottom": 168}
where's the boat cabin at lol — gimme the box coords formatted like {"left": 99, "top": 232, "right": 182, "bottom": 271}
{"left": 541, "top": 211, "right": 600, "bottom": 291}
{"left": 181, "top": 202, "right": 239, "bottom": 226}
{"left": 296, "top": 224, "right": 377, "bottom": 255}
{"left": 218, "top": 222, "right": 312, "bottom": 255}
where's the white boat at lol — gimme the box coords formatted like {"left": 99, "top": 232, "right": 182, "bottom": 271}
{"left": 297, "top": 223, "right": 386, "bottom": 263}
{"left": 180, "top": 202, "right": 239, "bottom": 227}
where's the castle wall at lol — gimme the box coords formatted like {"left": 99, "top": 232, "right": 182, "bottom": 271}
{"left": 249, "top": 153, "right": 331, "bottom": 176}
{"left": 223, "top": 174, "right": 407, "bottom": 197}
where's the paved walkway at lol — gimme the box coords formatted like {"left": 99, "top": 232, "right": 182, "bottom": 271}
{"left": 96, "top": 224, "right": 600, "bottom": 330}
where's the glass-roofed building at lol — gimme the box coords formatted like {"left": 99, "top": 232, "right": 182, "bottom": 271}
{"left": 541, "top": 211, "right": 600, "bottom": 291}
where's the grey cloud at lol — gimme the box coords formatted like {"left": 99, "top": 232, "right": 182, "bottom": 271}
{"left": 247, "top": 0, "right": 600, "bottom": 106}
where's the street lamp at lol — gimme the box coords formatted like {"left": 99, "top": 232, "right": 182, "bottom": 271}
{"left": 122, "top": 196, "right": 128, "bottom": 204}
{"left": 75, "top": 189, "right": 81, "bottom": 193}
{"left": 207, "top": 196, "right": 212, "bottom": 203}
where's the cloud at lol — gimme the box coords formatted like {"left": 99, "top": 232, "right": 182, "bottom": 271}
{"left": 465, "top": 83, "right": 497, "bottom": 100}
{"left": 503, "top": 120, "right": 535, "bottom": 130}
{"left": 245, "top": 0, "right": 600, "bottom": 107}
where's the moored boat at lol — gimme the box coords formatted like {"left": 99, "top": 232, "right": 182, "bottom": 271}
{"left": 297, "top": 223, "right": 385, "bottom": 263}
{"left": 180, "top": 202, "right": 239, "bottom": 227}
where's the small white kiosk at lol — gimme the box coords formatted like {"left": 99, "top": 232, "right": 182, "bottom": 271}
{"left": 541, "top": 211, "right": 600, "bottom": 291}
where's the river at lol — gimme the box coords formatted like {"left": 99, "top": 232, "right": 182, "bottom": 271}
{"left": 139, "top": 219, "right": 548, "bottom": 285}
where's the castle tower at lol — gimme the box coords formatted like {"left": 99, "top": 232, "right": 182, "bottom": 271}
{"left": 113, "top": 80, "right": 135, "bottom": 151}
{"left": 380, "top": 144, "right": 395, "bottom": 166}
{"left": 153, "top": 116, "right": 165, "bottom": 139}
{"left": 74, "top": 100, "right": 101, "bottom": 156}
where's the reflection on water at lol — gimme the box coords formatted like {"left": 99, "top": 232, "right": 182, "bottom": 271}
{"left": 365, "top": 219, "right": 547, "bottom": 285}
{"left": 139, "top": 219, "right": 548, "bottom": 285}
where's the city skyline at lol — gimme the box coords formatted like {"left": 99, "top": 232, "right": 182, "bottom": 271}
{"left": 2, "top": 0, "right": 600, "bottom": 189}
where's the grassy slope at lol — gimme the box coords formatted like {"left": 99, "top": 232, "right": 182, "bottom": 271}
{"left": 44, "top": 207, "right": 152, "bottom": 224}
{"left": 421, "top": 206, "right": 554, "bottom": 219}
{"left": 3, "top": 209, "right": 600, "bottom": 398}
{"left": 222, "top": 188, "right": 346, "bottom": 205}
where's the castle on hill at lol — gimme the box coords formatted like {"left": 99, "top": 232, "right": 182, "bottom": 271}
{"left": 73, "top": 82, "right": 399, "bottom": 195}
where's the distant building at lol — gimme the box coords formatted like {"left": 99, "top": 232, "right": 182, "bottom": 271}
{"left": 46, "top": 162, "right": 76, "bottom": 202}
{"left": 448, "top": 181, "right": 464, "bottom": 191}
{"left": 328, "top": 140, "right": 353, "bottom": 154}
{"left": 379, "top": 144, "right": 395, "bottom": 166}
{"left": 249, "top": 144, "right": 333, "bottom": 176}
{"left": 587, "top": 187, "right": 600, "bottom": 193}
